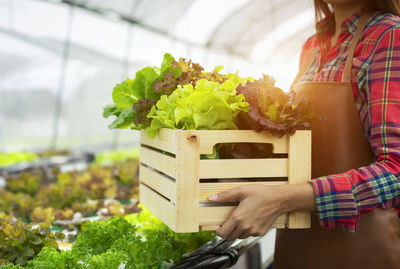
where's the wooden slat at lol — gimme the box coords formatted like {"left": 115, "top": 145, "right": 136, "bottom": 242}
{"left": 199, "top": 206, "right": 235, "bottom": 226}
{"left": 139, "top": 165, "right": 176, "bottom": 203}
{"left": 287, "top": 130, "right": 312, "bottom": 229}
{"left": 140, "top": 129, "right": 176, "bottom": 154}
{"left": 199, "top": 181, "right": 288, "bottom": 202}
{"left": 57, "top": 241, "right": 73, "bottom": 250}
{"left": 199, "top": 206, "right": 288, "bottom": 229}
{"left": 174, "top": 131, "right": 200, "bottom": 233}
{"left": 140, "top": 146, "right": 176, "bottom": 178}
{"left": 200, "top": 225, "right": 221, "bottom": 231}
{"left": 199, "top": 158, "right": 288, "bottom": 179}
{"left": 139, "top": 184, "right": 176, "bottom": 230}
{"left": 184, "top": 130, "right": 288, "bottom": 155}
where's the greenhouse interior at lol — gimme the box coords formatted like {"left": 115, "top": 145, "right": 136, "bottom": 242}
{"left": 1, "top": 0, "right": 327, "bottom": 268}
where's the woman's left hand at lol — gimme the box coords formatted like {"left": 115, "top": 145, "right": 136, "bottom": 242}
{"left": 208, "top": 183, "right": 316, "bottom": 241}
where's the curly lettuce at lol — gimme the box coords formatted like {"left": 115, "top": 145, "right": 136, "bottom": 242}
{"left": 236, "top": 74, "right": 320, "bottom": 137}
{"left": 145, "top": 75, "right": 251, "bottom": 138}
{"left": 103, "top": 53, "right": 177, "bottom": 130}
{"left": 103, "top": 53, "right": 246, "bottom": 133}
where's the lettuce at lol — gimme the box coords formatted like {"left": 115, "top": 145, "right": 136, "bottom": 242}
{"left": 236, "top": 74, "right": 320, "bottom": 137}
{"left": 2, "top": 207, "right": 214, "bottom": 268}
{"left": 145, "top": 75, "right": 251, "bottom": 138}
{"left": 104, "top": 53, "right": 177, "bottom": 130}
{"left": 0, "top": 152, "right": 38, "bottom": 168}
{"left": 103, "top": 53, "right": 241, "bottom": 133}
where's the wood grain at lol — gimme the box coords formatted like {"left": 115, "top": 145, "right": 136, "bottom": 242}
{"left": 199, "top": 158, "right": 288, "bottom": 179}
{"left": 140, "top": 146, "right": 176, "bottom": 178}
{"left": 287, "top": 130, "right": 312, "bottom": 228}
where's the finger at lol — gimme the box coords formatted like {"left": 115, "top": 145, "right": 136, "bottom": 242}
{"left": 239, "top": 220, "right": 272, "bottom": 239}
{"left": 208, "top": 187, "right": 243, "bottom": 202}
{"left": 238, "top": 230, "right": 252, "bottom": 239}
{"left": 226, "top": 226, "right": 243, "bottom": 242}
{"left": 215, "top": 217, "right": 236, "bottom": 239}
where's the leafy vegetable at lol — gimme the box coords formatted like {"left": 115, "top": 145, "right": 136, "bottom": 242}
{"left": 153, "top": 58, "right": 226, "bottom": 96}
{"left": 1, "top": 207, "right": 214, "bottom": 268}
{"left": 103, "top": 53, "right": 241, "bottom": 134}
{"left": 132, "top": 98, "right": 157, "bottom": 127}
{"left": 72, "top": 217, "right": 136, "bottom": 256}
{"left": 0, "top": 216, "right": 59, "bottom": 266}
{"left": 1, "top": 158, "right": 140, "bottom": 225}
{"left": 104, "top": 54, "right": 319, "bottom": 141}
{"left": 146, "top": 75, "right": 251, "bottom": 138}
{"left": 236, "top": 74, "right": 320, "bottom": 137}
{"left": 104, "top": 53, "right": 178, "bottom": 130}
{"left": 0, "top": 152, "right": 38, "bottom": 168}
{"left": 6, "top": 172, "right": 43, "bottom": 196}
{"left": 24, "top": 247, "right": 82, "bottom": 269}
{"left": 30, "top": 206, "right": 55, "bottom": 225}
{"left": 125, "top": 205, "right": 214, "bottom": 253}
{"left": 0, "top": 190, "right": 36, "bottom": 221}
{"left": 94, "top": 147, "right": 139, "bottom": 165}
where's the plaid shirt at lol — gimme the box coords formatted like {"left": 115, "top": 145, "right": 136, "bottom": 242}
{"left": 299, "top": 11, "right": 400, "bottom": 233}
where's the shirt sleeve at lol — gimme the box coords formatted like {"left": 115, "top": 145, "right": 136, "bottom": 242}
{"left": 299, "top": 35, "right": 318, "bottom": 68}
{"left": 310, "top": 26, "right": 400, "bottom": 234}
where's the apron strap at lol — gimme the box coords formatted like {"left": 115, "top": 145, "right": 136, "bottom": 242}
{"left": 342, "top": 12, "right": 371, "bottom": 83}
{"left": 292, "top": 11, "right": 371, "bottom": 87}
{"left": 291, "top": 49, "right": 318, "bottom": 88}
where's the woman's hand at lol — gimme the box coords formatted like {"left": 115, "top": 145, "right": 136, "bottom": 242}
{"left": 208, "top": 183, "right": 316, "bottom": 241}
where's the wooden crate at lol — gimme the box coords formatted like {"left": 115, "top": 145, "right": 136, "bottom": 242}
{"left": 139, "top": 128, "right": 311, "bottom": 233}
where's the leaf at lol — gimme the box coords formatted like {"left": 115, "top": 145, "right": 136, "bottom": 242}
{"left": 29, "top": 235, "right": 42, "bottom": 245}
{"left": 160, "top": 53, "right": 178, "bottom": 77}
{"left": 24, "top": 248, "right": 34, "bottom": 257}
{"left": 213, "top": 65, "right": 224, "bottom": 73}
{"left": 146, "top": 76, "right": 249, "bottom": 137}
{"left": 132, "top": 98, "right": 157, "bottom": 127}
{"left": 131, "top": 67, "right": 160, "bottom": 101}
{"left": 108, "top": 107, "right": 136, "bottom": 129}
{"left": 236, "top": 74, "right": 320, "bottom": 137}
{"left": 152, "top": 57, "right": 227, "bottom": 96}
{"left": 103, "top": 104, "right": 120, "bottom": 118}
{"left": 15, "top": 256, "right": 25, "bottom": 265}
{"left": 112, "top": 78, "right": 138, "bottom": 109}
{"left": 106, "top": 54, "right": 258, "bottom": 133}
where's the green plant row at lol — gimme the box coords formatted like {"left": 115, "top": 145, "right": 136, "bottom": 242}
{"left": 0, "top": 152, "right": 38, "bottom": 168}
{"left": 1, "top": 159, "right": 139, "bottom": 225}
{"left": 1, "top": 207, "right": 214, "bottom": 268}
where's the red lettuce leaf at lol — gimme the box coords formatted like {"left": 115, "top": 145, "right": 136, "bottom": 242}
{"left": 236, "top": 74, "right": 320, "bottom": 137}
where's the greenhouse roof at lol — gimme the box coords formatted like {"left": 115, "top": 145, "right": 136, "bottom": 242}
{"left": 0, "top": 0, "right": 315, "bottom": 151}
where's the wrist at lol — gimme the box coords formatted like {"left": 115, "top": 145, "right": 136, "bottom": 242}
{"left": 280, "top": 183, "right": 317, "bottom": 214}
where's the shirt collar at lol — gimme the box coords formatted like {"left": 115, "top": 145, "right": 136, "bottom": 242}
{"left": 314, "top": 9, "right": 364, "bottom": 66}
{"left": 315, "top": 9, "right": 364, "bottom": 36}
{"left": 341, "top": 11, "right": 362, "bottom": 35}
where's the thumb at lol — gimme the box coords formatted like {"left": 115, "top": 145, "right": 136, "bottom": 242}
{"left": 208, "top": 188, "right": 242, "bottom": 202}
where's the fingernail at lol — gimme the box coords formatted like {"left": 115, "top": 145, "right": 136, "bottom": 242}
{"left": 209, "top": 194, "right": 219, "bottom": 201}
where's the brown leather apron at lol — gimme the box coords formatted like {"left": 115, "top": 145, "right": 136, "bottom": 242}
{"left": 273, "top": 13, "right": 400, "bottom": 269}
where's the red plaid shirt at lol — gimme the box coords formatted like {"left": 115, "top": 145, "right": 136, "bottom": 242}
{"left": 299, "top": 11, "right": 400, "bottom": 233}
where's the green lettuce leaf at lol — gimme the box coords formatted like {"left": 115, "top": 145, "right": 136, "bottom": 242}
{"left": 102, "top": 104, "right": 120, "bottom": 118}
{"left": 111, "top": 78, "right": 137, "bottom": 109}
{"left": 146, "top": 75, "right": 250, "bottom": 138}
{"left": 105, "top": 53, "right": 178, "bottom": 130}
{"left": 107, "top": 106, "right": 136, "bottom": 129}
{"left": 160, "top": 52, "right": 180, "bottom": 77}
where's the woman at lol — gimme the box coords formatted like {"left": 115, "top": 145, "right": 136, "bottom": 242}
{"left": 209, "top": 0, "right": 400, "bottom": 268}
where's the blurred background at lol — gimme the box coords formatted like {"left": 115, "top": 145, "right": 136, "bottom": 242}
{"left": 0, "top": 0, "right": 315, "bottom": 153}
{"left": 0, "top": 1, "right": 317, "bottom": 267}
